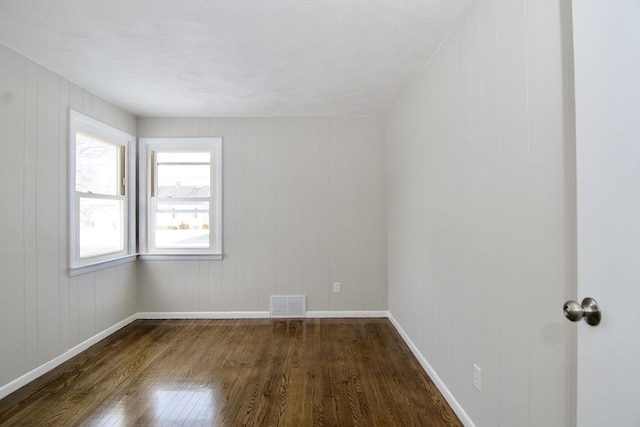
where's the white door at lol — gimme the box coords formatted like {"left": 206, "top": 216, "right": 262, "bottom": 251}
{"left": 572, "top": 1, "right": 640, "bottom": 426}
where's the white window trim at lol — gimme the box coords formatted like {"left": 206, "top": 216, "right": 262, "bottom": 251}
{"left": 68, "top": 110, "right": 137, "bottom": 274}
{"left": 139, "top": 137, "right": 223, "bottom": 260}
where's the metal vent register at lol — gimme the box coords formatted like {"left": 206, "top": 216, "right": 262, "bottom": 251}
{"left": 270, "top": 295, "right": 306, "bottom": 318}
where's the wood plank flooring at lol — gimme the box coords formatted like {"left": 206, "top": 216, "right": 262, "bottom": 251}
{"left": 0, "top": 318, "right": 462, "bottom": 426}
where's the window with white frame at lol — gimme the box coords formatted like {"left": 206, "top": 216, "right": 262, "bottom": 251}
{"left": 139, "top": 138, "right": 222, "bottom": 258}
{"left": 69, "top": 110, "right": 136, "bottom": 271}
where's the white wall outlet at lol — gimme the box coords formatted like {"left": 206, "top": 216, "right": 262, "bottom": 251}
{"left": 333, "top": 282, "right": 341, "bottom": 293}
{"left": 473, "top": 363, "right": 482, "bottom": 392}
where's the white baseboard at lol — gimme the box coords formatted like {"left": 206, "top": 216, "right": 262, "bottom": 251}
{"left": 137, "top": 311, "right": 389, "bottom": 319}
{"left": 0, "top": 314, "right": 137, "bottom": 400}
{"left": 306, "top": 310, "right": 389, "bottom": 318}
{"left": 387, "top": 312, "right": 475, "bottom": 427}
{"left": 137, "top": 311, "right": 270, "bottom": 319}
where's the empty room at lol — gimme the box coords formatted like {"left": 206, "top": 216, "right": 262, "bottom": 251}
{"left": 0, "top": 0, "right": 638, "bottom": 426}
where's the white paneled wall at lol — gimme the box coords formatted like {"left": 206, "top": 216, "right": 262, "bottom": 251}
{"left": 0, "top": 44, "right": 138, "bottom": 390}
{"left": 137, "top": 117, "right": 387, "bottom": 313}
{"left": 387, "top": 1, "right": 574, "bottom": 426}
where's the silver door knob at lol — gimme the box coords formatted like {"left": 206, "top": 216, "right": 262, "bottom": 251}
{"left": 563, "top": 297, "right": 601, "bottom": 326}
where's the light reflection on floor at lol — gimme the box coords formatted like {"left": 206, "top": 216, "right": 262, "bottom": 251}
{"left": 152, "top": 386, "right": 214, "bottom": 424}
{"left": 89, "top": 384, "right": 215, "bottom": 425}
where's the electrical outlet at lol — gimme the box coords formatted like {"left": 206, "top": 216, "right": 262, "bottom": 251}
{"left": 473, "top": 364, "right": 482, "bottom": 392}
{"left": 333, "top": 282, "right": 341, "bottom": 293}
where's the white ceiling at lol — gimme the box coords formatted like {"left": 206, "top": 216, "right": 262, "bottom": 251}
{"left": 0, "top": 1, "right": 471, "bottom": 117}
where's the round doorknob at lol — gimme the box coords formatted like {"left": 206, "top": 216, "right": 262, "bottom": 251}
{"left": 563, "top": 297, "right": 601, "bottom": 326}
{"left": 563, "top": 300, "right": 584, "bottom": 321}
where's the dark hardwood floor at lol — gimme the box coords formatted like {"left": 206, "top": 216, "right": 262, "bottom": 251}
{"left": 0, "top": 318, "right": 462, "bottom": 426}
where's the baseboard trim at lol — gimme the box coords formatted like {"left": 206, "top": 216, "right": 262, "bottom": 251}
{"left": 0, "top": 314, "right": 137, "bottom": 400}
{"left": 306, "top": 310, "right": 389, "bottom": 318}
{"left": 387, "top": 312, "right": 475, "bottom": 427}
{"left": 136, "top": 310, "right": 389, "bottom": 319}
{"left": 137, "top": 311, "right": 271, "bottom": 319}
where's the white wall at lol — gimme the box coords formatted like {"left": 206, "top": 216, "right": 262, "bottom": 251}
{"left": 137, "top": 117, "right": 387, "bottom": 313}
{"left": 387, "top": 1, "right": 574, "bottom": 426}
{"left": 0, "top": 44, "right": 138, "bottom": 392}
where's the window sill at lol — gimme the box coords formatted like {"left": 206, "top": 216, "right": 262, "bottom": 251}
{"left": 138, "top": 254, "right": 223, "bottom": 261}
{"left": 69, "top": 254, "right": 138, "bottom": 277}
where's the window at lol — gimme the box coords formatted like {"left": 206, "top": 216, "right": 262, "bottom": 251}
{"left": 139, "top": 138, "right": 222, "bottom": 258}
{"left": 69, "top": 110, "right": 136, "bottom": 272}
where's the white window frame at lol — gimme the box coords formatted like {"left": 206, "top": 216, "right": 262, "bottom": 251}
{"left": 139, "top": 137, "right": 223, "bottom": 260}
{"left": 68, "top": 110, "right": 136, "bottom": 275}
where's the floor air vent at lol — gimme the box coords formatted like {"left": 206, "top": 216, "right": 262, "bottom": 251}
{"left": 270, "top": 295, "right": 306, "bottom": 318}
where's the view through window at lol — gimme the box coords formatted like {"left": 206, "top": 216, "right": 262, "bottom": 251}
{"left": 76, "top": 131, "right": 125, "bottom": 258}
{"left": 152, "top": 151, "right": 211, "bottom": 249}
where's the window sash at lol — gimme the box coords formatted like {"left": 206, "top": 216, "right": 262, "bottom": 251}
{"left": 76, "top": 193, "right": 127, "bottom": 259}
{"left": 75, "top": 132, "right": 126, "bottom": 196}
{"left": 139, "top": 138, "right": 222, "bottom": 257}
{"left": 150, "top": 149, "right": 213, "bottom": 198}
{"left": 69, "top": 110, "right": 136, "bottom": 271}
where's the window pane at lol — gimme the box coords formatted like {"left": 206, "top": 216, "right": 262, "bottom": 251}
{"left": 154, "top": 201, "right": 210, "bottom": 249}
{"left": 156, "top": 152, "right": 210, "bottom": 198}
{"left": 76, "top": 132, "right": 121, "bottom": 195}
{"left": 79, "top": 197, "right": 124, "bottom": 258}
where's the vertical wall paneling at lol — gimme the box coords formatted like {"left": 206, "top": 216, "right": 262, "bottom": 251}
{"left": 0, "top": 45, "right": 27, "bottom": 385}
{"left": 137, "top": 117, "right": 387, "bottom": 313}
{"left": 386, "top": 1, "right": 573, "bottom": 426}
{"left": 257, "top": 118, "right": 277, "bottom": 308}
{"left": 234, "top": 118, "right": 247, "bottom": 310}
{"left": 496, "top": 2, "right": 530, "bottom": 425}
{"left": 207, "top": 249, "right": 223, "bottom": 312}
{"left": 468, "top": 4, "right": 485, "bottom": 420}
{"left": 334, "top": 119, "right": 358, "bottom": 310}
{"left": 119, "top": 262, "right": 137, "bottom": 319}
{"left": 242, "top": 118, "right": 259, "bottom": 311}
{"left": 168, "top": 117, "right": 189, "bottom": 137}
{"left": 184, "top": 261, "right": 199, "bottom": 311}
{"left": 478, "top": 2, "right": 503, "bottom": 424}
{"left": 220, "top": 119, "right": 237, "bottom": 311}
{"left": 453, "top": 15, "right": 469, "bottom": 409}
{"left": 169, "top": 261, "right": 187, "bottom": 311}
{"left": 67, "top": 83, "right": 84, "bottom": 351}
{"left": 327, "top": 119, "right": 343, "bottom": 311}
{"left": 101, "top": 267, "right": 115, "bottom": 329}
{"left": 77, "top": 272, "right": 96, "bottom": 343}
{"left": 23, "top": 60, "right": 39, "bottom": 373}
{"left": 362, "top": 119, "right": 387, "bottom": 311}
{"left": 274, "top": 118, "right": 301, "bottom": 296}
{"left": 198, "top": 261, "right": 209, "bottom": 311}
{"left": 35, "top": 66, "right": 61, "bottom": 364}
{"left": 300, "top": 118, "right": 330, "bottom": 311}
{"left": 82, "top": 90, "right": 92, "bottom": 117}
{"left": 95, "top": 270, "right": 104, "bottom": 331}
{"left": 138, "top": 260, "right": 168, "bottom": 312}
{"left": 58, "top": 78, "right": 70, "bottom": 353}
{"left": 68, "top": 276, "right": 79, "bottom": 347}
{"left": 0, "top": 44, "right": 138, "bottom": 392}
